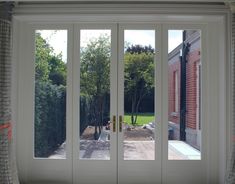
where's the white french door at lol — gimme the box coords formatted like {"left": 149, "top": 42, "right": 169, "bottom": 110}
{"left": 15, "top": 18, "right": 225, "bottom": 184}
{"left": 117, "top": 24, "right": 162, "bottom": 184}
{"left": 73, "top": 24, "right": 118, "bottom": 184}
{"left": 73, "top": 24, "right": 162, "bottom": 184}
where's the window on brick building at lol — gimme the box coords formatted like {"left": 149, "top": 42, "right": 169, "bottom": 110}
{"left": 173, "top": 70, "right": 179, "bottom": 113}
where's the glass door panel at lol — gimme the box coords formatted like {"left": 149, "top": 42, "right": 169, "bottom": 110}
{"left": 123, "top": 30, "right": 156, "bottom": 160}
{"left": 79, "top": 30, "right": 111, "bottom": 160}
{"left": 34, "top": 30, "right": 67, "bottom": 159}
{"left": 167, "top": 30, "right": 201, "bottom": 160}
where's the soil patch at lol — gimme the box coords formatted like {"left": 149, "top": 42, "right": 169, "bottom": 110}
{"left": 80, "top": 126, "right": 154, "bottom": 141}
{"left": 124, "top": 126, "right": 154, "bottom": 141}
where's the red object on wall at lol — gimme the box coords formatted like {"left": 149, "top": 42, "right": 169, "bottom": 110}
{"left": 0, "top": 122, "right": 12, "bottom": 141}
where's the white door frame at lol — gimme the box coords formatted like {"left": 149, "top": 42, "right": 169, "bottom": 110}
{"left": 13, "top": 10, "right": 228, "bottom": 183}
{"left": 117, "top": 23, "right": 162, "bottom": 184}
{"left": 14, "top": 23, "right": 74, "bottom": 183}
{"left": 162, "top": 24, "right": 207, "bottom": 184}
{"left": 72, "top": 23, "right": 118, "bottom": 184}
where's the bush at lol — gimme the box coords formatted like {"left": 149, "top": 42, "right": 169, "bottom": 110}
{"left": 34, "top": 81, "right": 66, "bottom": 157}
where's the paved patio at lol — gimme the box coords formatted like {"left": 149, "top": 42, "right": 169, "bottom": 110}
{"left": 49, "top": 140, "right": 200, "bottom": 160}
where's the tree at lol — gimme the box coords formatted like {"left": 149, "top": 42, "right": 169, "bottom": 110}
{"left": 48, "top": 55, "right": 67, "bottom": 86}
{"left": 124, "top": 46, "right": 154, "bottom": 125}
{"left": 35, "top": 32, "right": 66, "bottom": 85}
{"left": 80, "top": 35, "right": 111, "bottom": 140}
{"left": 35, "top": 32, "right": 52, "bottom": 82}
{"left": 126, "top": 44, "right": 154, "bottom": 54}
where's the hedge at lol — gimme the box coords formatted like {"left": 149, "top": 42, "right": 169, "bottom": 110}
{"left": 34, "top": 81, "right": 66, "bottom": 157}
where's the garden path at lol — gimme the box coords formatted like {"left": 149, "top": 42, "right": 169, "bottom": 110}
{"left": 49, "top": 140, "right": 200, "bottom": 160}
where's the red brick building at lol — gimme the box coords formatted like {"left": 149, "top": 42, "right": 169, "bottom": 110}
{"left": 168, "top": 30, "right": 201, "bottom": 150}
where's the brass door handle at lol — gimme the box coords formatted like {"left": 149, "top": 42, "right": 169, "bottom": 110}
{"left": 119, "top": 115, "right": 123, "bottom": 132}
{"left": 112, "top": 115, "right": 116, "bottom": 132}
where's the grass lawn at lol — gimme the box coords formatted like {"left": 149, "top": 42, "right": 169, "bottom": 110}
{"left": 124, "top": 113, "right": 155, "bottom": 126}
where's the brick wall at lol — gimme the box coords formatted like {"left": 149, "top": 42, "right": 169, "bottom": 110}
{"left": 168, "top": 31, "right": 201, "bottom": 131}
{"left": 186, "top": 50, "right": 200, "bottom": 129}
{"left": 168, "top": 57, "right": 180, "bottom": 124}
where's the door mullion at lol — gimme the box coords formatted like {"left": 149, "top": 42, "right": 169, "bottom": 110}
{"left": 155, "top": 24, "right": 163, "bottom": 184}
{"left": 72, "top": 24, "right": 80, "bottom": 184}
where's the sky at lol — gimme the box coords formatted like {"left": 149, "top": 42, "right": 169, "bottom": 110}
{"left": 168, "top": 30, "right": 183, "bottom": 53}
{"left": 37, "top": 30, "right": 67, "bottom": 62}
{"left": 124, "top": 30, "right": 155, "bottom": 49}
{"left": 37, "top": 29, "right": 183, "bottom": 62}
{"left": 80, "top": 29, "right": 111, "bottom": 48}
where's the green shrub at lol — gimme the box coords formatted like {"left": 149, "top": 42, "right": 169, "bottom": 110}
{"left": 34, "top": 81, "right": 66, "bottom": 157}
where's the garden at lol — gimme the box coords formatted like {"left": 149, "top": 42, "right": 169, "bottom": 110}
{"left": 35, "top": 32, "right": 155, "bottom": 158}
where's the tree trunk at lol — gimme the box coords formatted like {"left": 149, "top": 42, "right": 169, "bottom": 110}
{"left": 131, "top": 93, "right": 137, "bottom": 125}
{"left": 93, "top": 97, "right": 99, "bottom": 140}
{"left": 94, "top": 125, "right": 99, "bottom": 140}
{"left": 133, "top": 86, "right": 146, "bottom": 125}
